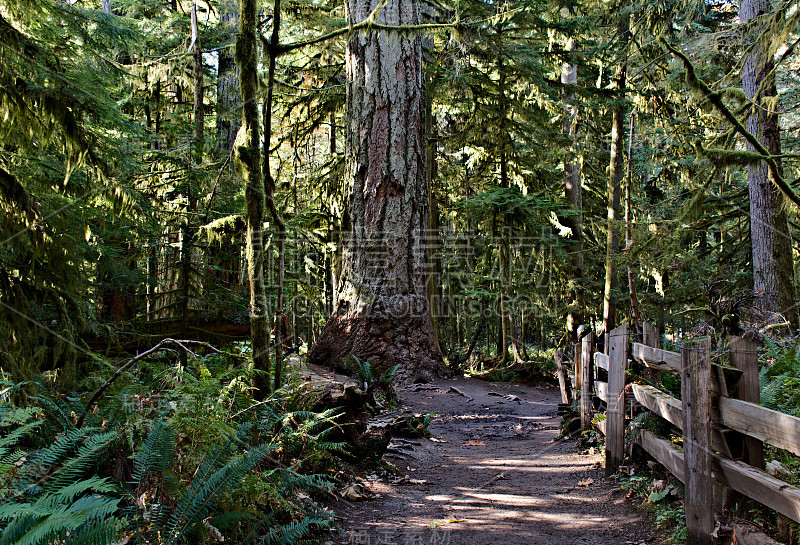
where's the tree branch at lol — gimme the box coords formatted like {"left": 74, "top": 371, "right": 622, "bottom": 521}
{"left": 78, "top": 339, "right": 221, "bottom": 428}
{"left": 661, "top": 39, "right": 800, "bottom": 208}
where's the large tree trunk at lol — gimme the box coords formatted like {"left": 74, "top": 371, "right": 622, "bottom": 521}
{"left": 602, "top": 6, "right": 629, "bottom": 336}
{"left": 741, "top": 0, "right": 798, "bottom": 328}
{"left": 236, "top": 0, "right": 271, "bottom": 396}
{"left": 308, "top": 0, "right": 448, "bottom": 383}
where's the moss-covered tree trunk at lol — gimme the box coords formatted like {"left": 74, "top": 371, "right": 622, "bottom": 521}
{"left": 236, "top": 0, "right": 270, "bottom": 396}
{"left": 308, "top": 0, "right": 447, "bottom": 382}
{"left": 741, "top": 0, "right": 798, "bottom": 328}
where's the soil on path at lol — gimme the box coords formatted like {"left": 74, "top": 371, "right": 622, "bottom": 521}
{"left": 331, "top": 376, "right": 658, "bottom": 545}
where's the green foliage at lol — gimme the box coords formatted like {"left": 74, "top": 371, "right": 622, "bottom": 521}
{"left": 351, "top": 356, "right": 398, "bottom": 396}
{"left": 760, "top": 339, "right": 800, "bottom": 417}
{"left": 403, "top": 413, "right": 434, "bottom": 439}
{"left": 0, "top": 386, "right": 125, "bottom": 545}
{"left": 615, "top": 470, "right": 686, "bottom": 544}
{"left": 0, "top": 349, "right": 344, "bottom": 545}
{"left": 627, "top": 411, "right": 676, "bottom": 443}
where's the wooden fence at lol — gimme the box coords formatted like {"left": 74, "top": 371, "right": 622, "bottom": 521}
{"left": 557, "top": 323, "right": 800, "bottom": 545}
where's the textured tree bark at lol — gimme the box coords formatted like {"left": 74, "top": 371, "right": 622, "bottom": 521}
{"left": 236, "top": 0, "right": 271, "bottom": 396}
{"left": 424, "top": 61, "right": 444, "bottom": 354}
{"left": 602, "top": 6, "right": 629, "bottom": 337}
{"left": 308, "top": 0, "right": 448, "bottom": 382}
{"left": 179, "top": 4, "right": 203, "bottom": 334}
{"left": 741, "top": 0, "right": 798, "bottom": 329}
{"left": 207, "top": 0, "right": 240, "bottom": 298}
{"left": 217, "top": 0, "right": 240, "bottom": 154}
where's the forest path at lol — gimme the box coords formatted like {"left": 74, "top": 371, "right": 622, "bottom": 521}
{"left": 331, "top": 376, "right": 657, "bottom": 545}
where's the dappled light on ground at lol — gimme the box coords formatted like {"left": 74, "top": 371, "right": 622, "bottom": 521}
{"left": 332, "top": 377, "right": 655, "bottom": 544}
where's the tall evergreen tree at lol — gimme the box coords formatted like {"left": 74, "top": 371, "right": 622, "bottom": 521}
{"left": 236, "top": 0, "right": 271, "bottom": 395}
{"left": 309, "top": 0, "right": 448, "bottom": 381}
{"left": 0, "top": 0, "right": 139, "bottom": 384}
{"left": 741, "top": 0, "right": 798, "bottom": 328}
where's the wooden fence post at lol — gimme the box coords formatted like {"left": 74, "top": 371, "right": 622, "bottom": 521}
{"left": 581, "top": 330, "right": 594, "bottom": 431}
{"left": 606, "top": 323, "right": 629, "bottom": 476}
{"left": 574, "top": 325, "right": 585, "bottom": 395}
{"left": 555, "top": 350, "right": 571, "bottom": 404}
{"left": 682, "top": 338, "right": 714, "bottom": 545}
{"left": 729, "top": 336, "right": 764, "bottom": 469}
{"left": 642, "top": 321, "right": 661, "bottom": 384}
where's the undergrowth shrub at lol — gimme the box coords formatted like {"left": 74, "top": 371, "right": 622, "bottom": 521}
{"left": 0, "top": 348, "right": 342, "bottom": 545}
{"left": 760, "top": 338, "right": 800, "bottom": 416}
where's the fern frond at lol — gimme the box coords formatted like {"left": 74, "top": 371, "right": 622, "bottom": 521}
{"left": 0, "top": 405, "right": 39, "bottom": 427}
{"left": 0, "top": 494, "right": 121, "bottom": 545}
{"left": 132, "top": 419, "right": 176, "bottom": 488}
{"left": 43, "top": 430, "right": 118, "bottom": 492}
{"left": 164, "top": 443, "right": 275, "bottom": 545}
{"left": 63, "top": 517, "right": 127, "bottom": 545}
{"left": 259, "top": 510, "right": 334, "bottom": 545}
{"left": 45, "top": 476, "right": 120, "bottom": 505}
{"left": 0, "top": 420, "right": 42, "bottom": 459}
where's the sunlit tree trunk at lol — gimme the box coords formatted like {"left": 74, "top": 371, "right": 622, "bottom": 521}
{"left": 261, "top": 0, "right": 286, "bottom": 390}
{"left": 602, "top": 5, "right": 629, "bottom": 337}
{"left": 561, "top": 7, "right": 583, "bottom": 341}
{"left": 179, "top": 4, "right": 203, "bottom": 334}
{"left": 309, "top": 0, "right": 447, "bottom": 382}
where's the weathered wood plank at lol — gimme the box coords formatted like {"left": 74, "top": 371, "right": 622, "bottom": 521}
{"left": 719, "top": 397, "right": 800, "bottom": 458}
{"left": 605, "top": 324, "right": 629, "bottom": 476}
{"left": 594, "top": 352, "right": 609, "bottom": 371}
{"left": 631, "top": 384, "right": 683, "bottom": 429}
{"left": 555, "top": 350, "right": 571, "bottom": 404}
{"left": 682, "top": 338, "right": 714, "bottom": 545}
{"left": 632, "top": 342, "right": 681, "bottom": 373}
{"left": 718, "top": 457, "right": 800, "bottom": 524}
{"left": 595, "top": 418, "right": 607, "bottom": 436}
{"left": 574, "top": 326, "right": 584, "bottom": 394}
{"left": 637, "top": 428, "right": 800, "bottom": 526}
{"left": 636, "top": 428, "right": 686, "bottom": 482}
{"left": 729, "top": 336, "right": 764, "bottom": 468}
{"left": 643, "top": 321, "right": 660, "bottom": 348}
{"left": 581, "top": 330, "right": 594, "bottom": 432}
{"left": 730, "top": 524, "right": 783, "bottom": 545}
{"left": 594, "top": 380, "right": 608, "bottom": 403}
{"left": 630, "top": 383, "right": 725, "bottom": 461}
{"left": 641, "top": 321, "right": 662, "bottom": 384}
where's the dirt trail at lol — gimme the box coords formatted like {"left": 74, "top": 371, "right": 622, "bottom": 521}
{"left": 331, "top": 377, "right": 657, "bottom": 545}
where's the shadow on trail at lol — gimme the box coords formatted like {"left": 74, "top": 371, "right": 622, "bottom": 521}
{"left": 332, "top": 377, "right": 656, "bottom": 545}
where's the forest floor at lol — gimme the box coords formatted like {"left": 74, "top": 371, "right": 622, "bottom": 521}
{"left": 328, "top": 376, "right": 660, "bottom": 545}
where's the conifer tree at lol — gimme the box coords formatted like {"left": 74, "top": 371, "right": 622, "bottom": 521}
{"left": 741, "top": 0, "right": 798, "bottom": 328}
{"left": 309, "top": 0, "right": 448, "bottom": 381}
{"left": 236, "top": 0, "right": 271, "bottom": 395}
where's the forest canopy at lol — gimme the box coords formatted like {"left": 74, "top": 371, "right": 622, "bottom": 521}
{"left": 6, "top": 0, "right": 800, "bottom": 543}
{"left": 2, "top": 0, "right": 800, "bottom": 408}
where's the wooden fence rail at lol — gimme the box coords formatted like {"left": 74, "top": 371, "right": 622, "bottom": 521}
{"left": 559, "top": 324, "right": 800, "bottom": 545}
